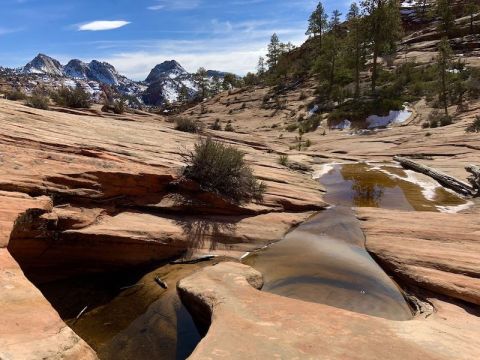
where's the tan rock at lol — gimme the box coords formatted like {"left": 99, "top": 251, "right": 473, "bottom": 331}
{"left": 179, "top": 262, "right": 480, "bottom": 360}
{"left": 357, "top": 207, "right": 480, "bottom": 305}
{"left": 0, "top": 192, "right": 97, "bottom": 359}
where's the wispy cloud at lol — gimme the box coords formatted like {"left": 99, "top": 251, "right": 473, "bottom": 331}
{"left": 78, "top": 20, "right": 130, "bottom": 31}
{"left": 97, "top": 19, "right": 307, "bottom": 79}
{"left": 0, "top": 27, "right": 24, "bottom": 36}
{"left": 147, "top": 0, "right": 201, "bottom": 11}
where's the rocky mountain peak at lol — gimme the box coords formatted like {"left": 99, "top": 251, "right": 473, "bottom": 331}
{"left": 64, "top": 59, "right": 89, "bottom": 79}
{"left": 145, "top": 60, "right": 188, "bottom": 83}
{"left": 23, "top": 53, "right": 64, "bottom": 76}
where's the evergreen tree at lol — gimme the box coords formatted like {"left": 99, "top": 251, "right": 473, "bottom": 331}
{"left": 257, "top": 56, "right": 266, "bottom": 77}
{"left": 416, "top": 0, "right": 431, "bottom": 22}
{"left": 436, "top": 0, "right": 455, "bottom": 37}
{"left": 437, "top": 37, "right": 453, "bottom": 116}
{"left": 267, "top": 33, "right": 282, "bottom": 69}
{"left": 211, "top": 75, "right": 222, "bottom": 95}
{"left": 195, "top": 67, "right": 209, "bottom": 99}
{"left": 347, "top": 2, "right": 364, "bottom": 98}
{"left": 326, "top": 10, "right": 342, "bottom": 96}
{"left": 178, "top": 85, "right": 189, "bottom": 103}
{"left": 306, "top": 2, "right": 328, "bottom": 49}
{"left": 361, "top": 0, "right": 402, "bottom": 93}
{"left": 465, "top": 0, "right": 479, "bottom": 34}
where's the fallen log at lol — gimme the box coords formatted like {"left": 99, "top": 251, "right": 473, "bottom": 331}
{"left": 393, "top": 156, "right": 475, "bottom": 197}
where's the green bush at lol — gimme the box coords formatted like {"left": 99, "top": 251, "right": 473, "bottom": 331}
{"left": 113, "top": 99, "right": 126, "bottom": 114}
{"left": 299, "top": 115, "right": 321, "bottom": 133}
{"left": 439, "top": 115, "right": 453, "bottom": 127}
{"left": 6, "top": 89, "right": 26, "bottom": 101}
{"left": 224, "top": 123, "right": 235, "bottom": 132}
{"left": 175, "top": 117, "right": 201, "bottom": 133}
{"left": 466, "top": 116, "right": 480, "bottom": 133}
{"left": 52, "top": 87, "right": 91, "bottom": 108}
{"left": 183, "top": 137, "right": 266, "bottom": 203}
{"left": 278, "top": 155, "right": 289, "bottom": 166}
{"left": 210, "top": 119, "right": 222, "bottom": 130}
{"left": 286, "top": 123, "right": 298, "bottom": 132}
{"left": 25, "top": 95, "right": 49, "bottom": 110}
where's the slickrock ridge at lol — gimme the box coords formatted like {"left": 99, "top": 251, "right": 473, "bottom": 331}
{"left": 0, "top": 191, "right": 97, "bottom": 359}
{"left": 178, "top": 262, "right": 480, "bottom": 360}
{"left": 0, "top": 98, "right": 324, "bottom": 358}
{"left": 357, "top": 208, "right": 480, "bottom": 306}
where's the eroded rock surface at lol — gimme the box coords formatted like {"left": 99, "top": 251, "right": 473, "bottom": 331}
{"left": 179, "top": 262, "right": 480, "bottom": 360}
{"left": 358, "top": 208, "right": 480, "bottom": 306}
{"left": 0, "top": 191, "right": 97, "bottom": 359}
{"left": 0, "top": 99, "right": 324, "bottom": 358}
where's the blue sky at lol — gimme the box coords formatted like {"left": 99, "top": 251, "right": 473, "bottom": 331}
{"left": 0, "top": 0, "right": 349, "bottom": 80}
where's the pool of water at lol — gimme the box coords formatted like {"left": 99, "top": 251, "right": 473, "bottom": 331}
{"left": 243, "top": 207, "right": 413, "bottom": 320}
{"left": 35, "top": 264, "right": 203, "bottom": 360}
{"left": 320, "top": 163, "right": 469, "bottom": 212}
{"left": 243, "top": 162, "right": 470, "bottom": 321}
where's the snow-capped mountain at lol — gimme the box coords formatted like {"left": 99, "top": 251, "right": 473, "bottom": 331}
{"left": 11, "top": 54, "right": 234, "bottom": 107}
{"left": 143, "top": 60, "right": 199, "bottom": 105}
{"left": 23, "top": 54, "right": 64, "bottom": 77}
{"left": 145, "top": 60, "right": 188, "bottom": 83}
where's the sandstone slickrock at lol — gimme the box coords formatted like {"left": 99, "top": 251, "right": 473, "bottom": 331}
{"left": 357, "top": 207, "right": 480, "bottom": 306}
{"left": 0, "top": 191, "right": 97, "bottom": 359}
{"left": 178, "top": 262, "right": 480, "bottom": 360}
{"left": 0, "top": 98, "right": 324, "bottom": 358}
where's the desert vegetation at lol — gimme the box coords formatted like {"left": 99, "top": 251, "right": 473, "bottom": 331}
{"left": 174, "top": 117, "right": 202, "bottom": 133}
{"left": 183, "top": 137, "right": 266, "bottom": 203}
{"left": 52, "top": 87, "right": 91, "bottom": 109}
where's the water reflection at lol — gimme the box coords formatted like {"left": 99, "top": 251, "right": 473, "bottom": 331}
{"left": 320, "top": 163, "right": 468, "bottom": 211}
{"left": 243, "top": 207, "right": 413, "bottom": 321}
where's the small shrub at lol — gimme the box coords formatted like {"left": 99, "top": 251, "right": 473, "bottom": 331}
{"left": 425, "top": 132, "right": 432, "bottom": 137}
{"left": 439, "top": 115, "right": 453, "bottom": 127}
{"left": 299, "top": 115, "right": 321, "bottom": 133}
{"left": 466, "top": 116, "right": 480, "bottom": 133}
{"left": 422, "top": 122, "right": 430, "bottom": 129}
{"left": 278, "top": 155, "right": 289, "bottom": 166}
{"left": 299, "top": 91, "right": 307, "bottom": 101}
{"left": 183, "top": 137, "right": 266, "bottom": 203}
{"left": 113, "top": 99, "right": 126, "bottom": 114}
{"left": 5, "top": 89, "right": 26, "bottom": 101}
{"left": 175, "top": 117, "right": 201, "bottom": 133}
{"left": 210, "top": 119, "right": 222, "bottom": 130}
{"left": 25, "top": 95, "right": 49, "bottom": 110}
{"left": 224, "top": 123, "right": 235, "bottom": 132}
{"left": 286, "top": 123, "right": 298, "bottom": 132}
{"left": 52, "top": 87, "right": 91, "bottom": 108}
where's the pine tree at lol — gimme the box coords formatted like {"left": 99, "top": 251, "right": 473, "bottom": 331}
{"left": 437, "top": 37, "right": 453, "bottom": 116}
{"left": 306, "top": 2, "right": 328, "bottom": 49}
{"left": 178, "top": 85, "right": 189, "bottom": 103}
{"left": 436, "top": 0, "right": 455, "bottom": 37}
{"left": 326, "top": 10, "right": 342, "bottom": 96}
{"left": 361, "top": 0, "right": 402, "bottom": 93}
{"left": 195, "top": 67, "right": 208, "bottom": 99}
{"left": 466, "top": 0, "right": 479, "bottom": 34}
{"left": 416, "top": 0, "right": 430, "bottom": 22}
{"left": 267, "top": 33, "right": 282, "bottom": 69}
{"left": 257, "top": 56, "right": 266, "bottom": 77}
{"left": 347, "top": 2, "right": 364, "bottom": 98}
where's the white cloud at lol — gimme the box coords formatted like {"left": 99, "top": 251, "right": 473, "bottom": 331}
{"left": 98, "top": 22, "right": 307, "bottom": 79}
{"left": 78, "top": 21, "right": 131, "bottom": 31}
{"left": 147, "top": 0, "right": 200, "bottom": 11}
